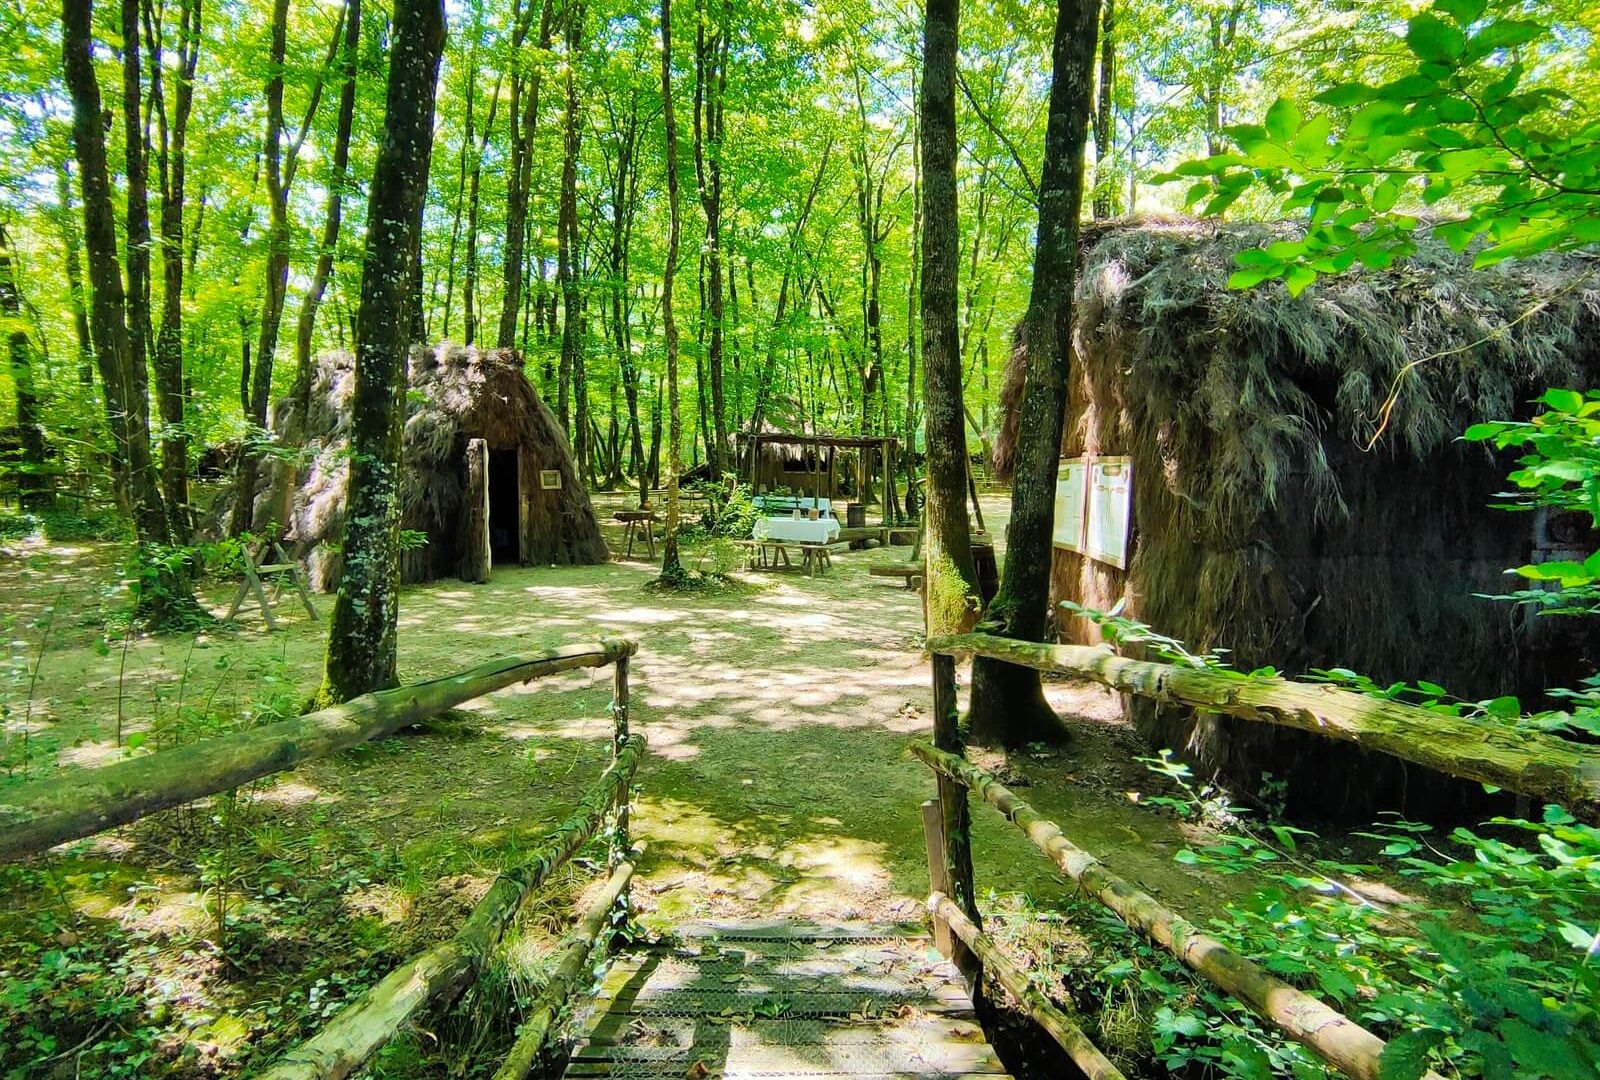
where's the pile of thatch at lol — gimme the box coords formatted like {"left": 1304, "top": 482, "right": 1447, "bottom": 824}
{"left": 234, "top": 344, "right": 606, "bottom": 589}
{"left": 1000, "top": 219, "right": 1599, "bottom": 817}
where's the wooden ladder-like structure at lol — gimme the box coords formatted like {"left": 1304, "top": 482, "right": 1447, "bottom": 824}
{"left": 224, "top": 540, "right": 318, "bottom": 631}
{"left": 562, "top": 920, "right": 1009, "bottom": 1080}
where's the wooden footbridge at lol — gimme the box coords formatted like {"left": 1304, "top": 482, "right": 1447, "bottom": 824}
{"left": 3, "top": 632, "right": 1590, "bottom": 1079}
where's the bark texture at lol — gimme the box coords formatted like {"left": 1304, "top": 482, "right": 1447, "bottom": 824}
{"left": 460, "top": 437, "right": 491, "bottom": 583}
{"left": 918, "top": 0, "right": 979, "bottom": 635}
{"left": 658, "top": 0, "right": 685, "bottom": 578}
{"left": 318, "top": 0, "right": 447, "bottom": 704}
{"left": 968, "top": 0, "right": 1100, "bottom": 747}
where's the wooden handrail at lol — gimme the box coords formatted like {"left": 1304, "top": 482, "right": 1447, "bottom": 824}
{"left": 911, "top": 740, "right": 1441, "bottom": 1080}
{"left": 927, "top": 631, "right": 1600, "bottom": 814}
{"left": 0, "top": 639, "right": 638, "bottom": 862}
{"left": 258, "top": 736, "right": 644, "bottom": 1080}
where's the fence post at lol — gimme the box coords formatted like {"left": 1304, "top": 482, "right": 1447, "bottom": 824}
{"left": 610, "top": 654, "right": 631, "bottom": 870}
{"left": 930, "top": 650, "right": 979, "bottom": 977}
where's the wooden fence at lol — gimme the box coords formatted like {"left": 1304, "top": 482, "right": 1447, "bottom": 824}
{"left": 915, "top": 639, "right": 1451, "bottom": 1080}
{"left": 0, "top": 638, "right": 641, "bottom": 1080}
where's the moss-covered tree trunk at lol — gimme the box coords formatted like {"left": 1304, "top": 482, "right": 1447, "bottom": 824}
{"left": 919, "top": 0, "right": 979, "bottom": 636}
{"left": 317, "top": 0, "right": 446, "bottom": 706}
{"left": 0, "top": 227, "right": 48, "bottom": 509}
{"left": 498, "top": 0, "right": 554, "bottom": 348}
{"left": 657, "top": 0, "right": 687, "bottom": 578}
{"left": 967, "top": 0, "right": 1101, "bottom": 748}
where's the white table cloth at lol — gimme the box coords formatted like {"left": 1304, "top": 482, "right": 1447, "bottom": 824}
{"left": 753, "top": 516, "right": 841, "bottom": 544}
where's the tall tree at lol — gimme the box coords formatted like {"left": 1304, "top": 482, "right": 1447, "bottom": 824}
{"left": 292, "top": 0, "right": 360, "bottom": 416}
{"left": 1092, "top": 0, "right": 1116, "bottom": 219}
{"left": 232, "top": 1, "right": 341, "bottom": 535}
{"left": 658, "top": 0, "right": 685, "bottom": 580}
{"left": 317, "top": 0, "right": 447, "bottom": 705}
{"left": 558, "top": 0, "right": 589, "bottom": 481}
{"left": 0, "top": 227, "right": 48, "bottom": 508}
{"left": 968, "top": 0, "right": 1101, "bottom": 746}
{"left": 919, "top": 0, "right": 979, "bottom": 636}
{"left": 143, "top": 0, "right": 202, "bottom": 537}
{"left": 497, "top": 0, "right": 554, "bottom": 349}
{"left": 51, "top": 160, "right": 96, "bottom": 389}
{"left": 692, "top": 0, "right": 727, "bottom": 474}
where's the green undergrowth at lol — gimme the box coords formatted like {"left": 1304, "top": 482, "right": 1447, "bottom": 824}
{"left": 988, "top": 755, "right": 1600, "bottom": 1080}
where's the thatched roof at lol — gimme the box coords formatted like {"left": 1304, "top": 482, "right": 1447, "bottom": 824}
{"left": 261, "top": 343, "right": 606, "bottom": 589}
{"left": 995, "top": 217, "right": 1600, "bottom": 495}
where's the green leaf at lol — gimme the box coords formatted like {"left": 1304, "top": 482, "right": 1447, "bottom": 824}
{"left": 1407, "top": 13, "right": 1467, "bottom": 62}
{"left": 1540, "top": 388, "right": 1585, "bottom": 414}
{"left": 1434, "top": 0, "right": 1487, "bottom": 25}
{"left": 1378, "top": 1028, "right": 1447, "bottom": 1080}
{"left": 1284, "top": 264, "right": 1318, "bottom": 296}
{"left": 1315, "top": 83, "right": 1375, "bottom": 107}
{"left": 1265, "top": 98, "right": 1302, "bottom": 143}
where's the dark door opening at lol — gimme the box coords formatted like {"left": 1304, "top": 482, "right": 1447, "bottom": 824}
{"left": 488, "top": 448, "right": 520, "bottom": 564}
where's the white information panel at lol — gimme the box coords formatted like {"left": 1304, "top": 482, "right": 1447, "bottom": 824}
{"left": 1052, "top": 459, "right": 1087, "bottom": 551}
{"left": 1085, "top": 457, "right": 1132, "bottom": 569}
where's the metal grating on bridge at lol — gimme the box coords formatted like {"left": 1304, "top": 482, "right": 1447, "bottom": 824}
{"left": 561, "top": 921, "right": 1011, "bottom": 1080}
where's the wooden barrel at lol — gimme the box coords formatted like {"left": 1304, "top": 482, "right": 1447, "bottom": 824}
{"left": 846, "top": 503, "right": 867, "bottom": 529}
{"left": 971, "top": 541, "right": 998, "bottom": 605}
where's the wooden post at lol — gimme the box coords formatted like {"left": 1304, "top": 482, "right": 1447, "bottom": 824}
{"left": 461, "top": 438, "right": 491, "bottom": 583}
{"left": 930, "top": 651, "right": 978, "bottom": 977}
{"left": 610, "top": 653, "right": 631, "bottom": 869}
{"left": 921, "top": 799, "right": 955, "bottom": 957}
{"left": 882, "top": 439, "right": 892, "bottom": 526}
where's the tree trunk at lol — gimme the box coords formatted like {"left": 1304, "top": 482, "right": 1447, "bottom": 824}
{"left": 52, "top": 162, "right": 96, "bottom": 390}
{"left": 968, "top": 0, "right": 1101, "bottom": 748}
{"left": 62, "top": 0, "right": 169, "bottom": 546}
{"left": 693, "top": 13, "right": 727, "bottom": 475}
{"left": 144, "top": 0, "right": 202, "bottom": 539}
{"left": 919, "top": 0, "right": 978, "bottom": 636}
{"left": 498, "top": 0, "right": 554, "bottom": 348}
{"left": 462, "top": 38, "right": 503, "bottom": 347}
{"left": 317, "top": 0, "right": 446, "bottom": 705}
{"left": 0, "top": 228, "right": 48, "bottom": 508}
{"left": 557, "top": 0, "right": 584, "bottom": 441}
{"left": 1092, "top": 0, "right": 1116, "bottom": 219}
{"left": 293, "top": 0, "right": 361, "bottom": 416}
{"left": 658, "top": 0, "right": 684, "bottom": 578}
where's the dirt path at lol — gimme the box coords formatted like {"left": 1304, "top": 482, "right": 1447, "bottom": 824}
{"left": 0, "top": 497, "right": 1242, "bottom": 1076}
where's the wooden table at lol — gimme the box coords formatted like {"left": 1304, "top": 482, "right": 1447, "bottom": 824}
{"left": 613, "top": 510, "right": 658, "bottom": 559}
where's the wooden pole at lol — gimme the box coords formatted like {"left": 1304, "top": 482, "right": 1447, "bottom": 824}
{"left": 930, "top": 652, "right": 979, "bottom": 977}
{"left": 0, "top": 639, "right": 639, "bottom": 863}
{"left": 910, "top": 741, "right": 1440, "bottom": 1080}
{"left": 260, "top": 737, "right": 644, "bottom": 1080}
{"left": 460, "top": 437, "right": 491, "bottom": 583}
{"left": 929, "top": 892, "right": 1128, "bottom": 1080}
{"left": 926, "top": 632, "right": 1600, "bottom": 815}
{"left": 610, "top": 655, "right": 631, "bottom": 883}
{"left": 491, "top": 856, "right": 637, "bottom": 1080}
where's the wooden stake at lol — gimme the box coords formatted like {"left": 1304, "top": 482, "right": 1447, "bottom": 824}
{"left": 929, "top": 651, "right": 978, "bottom": 977}
{"left": 929, "top": 891, "right": 1128, "bottom": 1080}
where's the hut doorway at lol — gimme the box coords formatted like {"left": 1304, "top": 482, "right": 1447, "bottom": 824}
{"left": 488, "top": 447, "right": 521, "bottom": 564}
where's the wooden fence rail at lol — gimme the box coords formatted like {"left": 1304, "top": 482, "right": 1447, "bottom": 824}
{"left": 0, "top": 639, "right": 637, "bottom": 863}
{"left": 927, "top": 631, "right": 1600, "bottom": 815}
{"left": 911, "top": 741, "right": 1435, "bottom": 1080}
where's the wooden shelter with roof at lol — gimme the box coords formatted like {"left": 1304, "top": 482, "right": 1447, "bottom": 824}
{"left": 995, "top": 218, "right": 1600, "bottom": 819}
{"left": 735, "top": 428, "right": 902, "bottom": 528}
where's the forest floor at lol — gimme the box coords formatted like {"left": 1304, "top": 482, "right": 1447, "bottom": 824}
{"left": 0, "top": 494, "right": 1390, "bottom": 1078}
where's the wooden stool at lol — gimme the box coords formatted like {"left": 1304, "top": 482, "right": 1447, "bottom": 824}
{"left": 614, "top": 510, "right": 658, "bottom": 559}
{"left": 799, "top": 543, "right": 836, "bottom": 577}
{"left": 226, "top": 540, "right": 318, "bottom": 631}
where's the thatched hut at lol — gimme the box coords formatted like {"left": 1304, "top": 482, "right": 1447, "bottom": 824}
{"left": 241, "top": 344, "right": 606, "bottom": 589}
{"left": 997, "top": 219, "right": 1600, "bottom": 819}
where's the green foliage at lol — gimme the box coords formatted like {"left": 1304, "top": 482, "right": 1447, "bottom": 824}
{"left": 681, "top": 476, "right": 761, "bottom": 541}
{"left": 0, "top": 507, "right": 128, "bottom": 543}
{"left": 1141, "top": 757, "right": 1600, "bottom": 1079}
{"left": 1162, "top": 0, "right": 1600, "bottom": 293}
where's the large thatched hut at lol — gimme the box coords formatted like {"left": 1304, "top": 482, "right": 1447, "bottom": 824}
{"left": 236, "top": 344, "right": 607, "bottom": 589}
{"left": 997, "top": 219, "right": 1600, "bottom": 819}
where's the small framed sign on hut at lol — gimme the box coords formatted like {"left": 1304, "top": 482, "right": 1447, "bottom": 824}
{"left": 1052, "top": 458, "right": 1087, "bottom": 552}
{"left": 1085, "top": 458, "right": 1132, "bottom": 569}
{"left": 538, "top": 469, "right": 562, "bottom": 490}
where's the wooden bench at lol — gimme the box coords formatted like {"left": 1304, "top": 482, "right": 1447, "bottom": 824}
{"left": 798, "top": 542, "right": 847, "bottom": 577}
{"left": 870, "top": 563, "right": 923, "bottom": 590}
